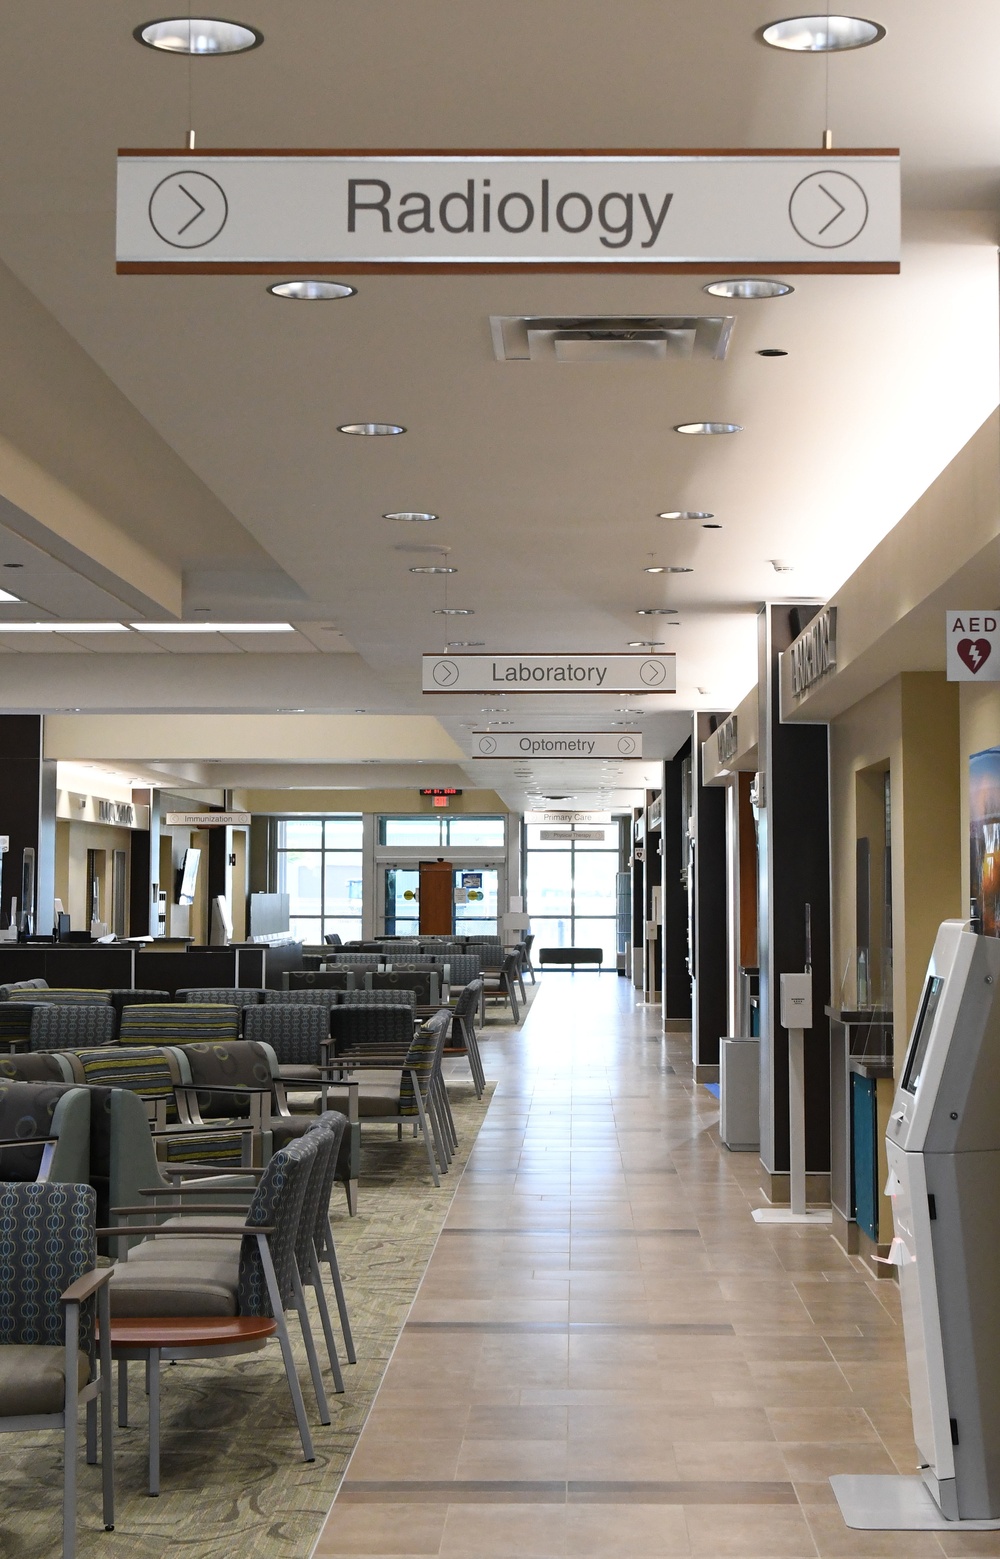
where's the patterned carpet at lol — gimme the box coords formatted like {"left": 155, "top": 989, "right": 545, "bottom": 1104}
{"left": 0, "top": 1069, "right": 500, "bottom": 1559}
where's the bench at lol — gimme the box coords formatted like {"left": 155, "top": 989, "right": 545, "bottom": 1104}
{"left": 538, "top": 947, "right": 603, "bottom": 968}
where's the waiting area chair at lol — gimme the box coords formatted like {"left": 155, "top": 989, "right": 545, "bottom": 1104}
{"left": 0, "top": 1181, "right": 114, "bottom": 1558}
{"left": 119, "top": 1003, "right": 240, "bottom": 1046}
{"left": 29, "top": 1003, "right": 117, "bottom": 1052}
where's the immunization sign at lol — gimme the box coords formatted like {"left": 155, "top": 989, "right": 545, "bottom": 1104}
{"left": 116, "top": 150, "right": 900, "bottom": 273}
{"left": 472, "top": 731, "right": 642, "bottom": 758}
{"left": 423, "top": 653, "right": 675, "bottom": 695}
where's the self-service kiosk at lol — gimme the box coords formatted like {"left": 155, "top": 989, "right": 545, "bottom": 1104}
{"left": 834, "top": 918, "right": 1000, "bottom": 1530}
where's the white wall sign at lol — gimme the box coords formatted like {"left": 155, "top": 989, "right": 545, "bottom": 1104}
{"left": 163, "top": 811, "right": 252, "bottom": 827}
{"left": 423, "top": 653, "right": 674, "bottom": 694}
{"left": 540, "top": 828, "right": 606, "bottom": 841}
{"left": 472, "top": 731, "right": 642, "bottom": 758}
{"left": 117, "top": 150, "right": 900, "bottom": 273}
{"left": 946, "top": 612, "right": 1000, "bottom": 681}
{"left": 525, "top": 811, "right": 613, "bottom": 825}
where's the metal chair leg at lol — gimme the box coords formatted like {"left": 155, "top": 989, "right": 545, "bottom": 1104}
{"left": 292, "top": 1263, "right": 330, "bottom": 1423}
{"left": 260, "top": 1235, "right": 315, "bottom": 1461}
{"left": 310, "top": 1244, "right": 345, "bottom": 1393}
{"left": 98, "top": 1286, "right": 115, "bottom": 1531}
{"left": 63, "top": 1306, "right": 79, "bottom": 1559}
{"left": 324, "top": 1216, "right": 357, "bottom": 1363}
{"left": 148, "top": 1348, "right": 161, "bottom": 1497}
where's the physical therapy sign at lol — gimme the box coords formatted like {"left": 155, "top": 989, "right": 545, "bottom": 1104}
{"left": 472, "top": 731, "right": 642, "bottom": 759}
{"left": 116, "top": 150, "right": 900, "bottom": 273}
{"left": 946, "top": 612, "right": 1000, "bottom": 681}
{"left": 422, "top": 653, "right": 675, "bottom": 694}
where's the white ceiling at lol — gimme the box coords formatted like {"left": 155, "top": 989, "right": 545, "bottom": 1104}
{"left": 0, "top": 1, "right": 997, "bottom": 812}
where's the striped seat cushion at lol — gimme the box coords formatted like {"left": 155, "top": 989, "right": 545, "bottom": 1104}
{"left": 28, "top": 989, "right": 113, "bottom": 1006}
{"left": 67, "top": 1046, "right": 182, "bottom": 1120}
{"left": 118, "top": 1003, "right": 240, "bottom": 1046}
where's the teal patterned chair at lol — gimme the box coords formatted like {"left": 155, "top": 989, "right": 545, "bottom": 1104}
{"left": 0, "top": 1181, "right": 114, "bottom": 1557}
{"left": 118, "top": 1002, "right": 240, "bottom": 1046}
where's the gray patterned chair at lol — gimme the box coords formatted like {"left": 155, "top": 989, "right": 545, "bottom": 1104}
{"left": 451, "top": 977, "right": 485, "bottom": 1097}
{"left": 0, "top": 1001, "right": 44, "bottom": 1051}
{"left": 367, "top": 968, "right": 440, "bottom": 1005}
{"left": 262, "top": 988, "right": 339, "bottom": 1014}
{"left": 0, "top": 1078, "right": 92, "bottom": 1184}
{"left": 176, "top": 987, "right": 265, "bottom": 1011}
{"left": 29, "top": 1003, "right": 117, "bottom": 1052}
{"left": 0, "top": 1051, "right": 73, "bottom": 1083}
{"left": 338, "top": 987, "right": 415, "bottom": 1008}
{"left": 325, "top": 1008, "right": 451, "bottom": 1185}
{"left": 243, "top": 1003, "right": 329, "bottom": 1083}
{"left": 0, "top": 1181, "right": 114, "bottom": 1557}
{"left": 106, "top": 1131, "right": 326, "bottom": 1489}
{"left": 329, "top": 1002, "right": 415, "bottom": 1053}
{"left": 25, "top": 989, "right": 114, "bottom": 1006}
{"left": 0, "top": 978, "right": 50, "bottom": 998}
{"left": 286, "top": 969, "right": 355, "bottom": 991}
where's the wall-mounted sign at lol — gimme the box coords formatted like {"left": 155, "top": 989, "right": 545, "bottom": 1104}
{"left": 472, "top": 731, "right": 641, "bottom": 758}
{"left": 788, "top": 608, "right": 837, "bottom": 697}
{"left": 717, "top": 715, "right": 738, "bottom": 767}
{"left": 117, "top": 150, "right": 900, "bottom": 274}
{"left": 461, "top": 873, "right": 483, "bottom": 889}
{"left": 541, "top": 828, "right": 606, "bottom": 841}
{"left": 97, "top": 799, "right": 137, "bottom": 828}
{"left": 163, "top": 811, "right": 251, "bottom": 827}
{"left": 947, "top": 612, "right": 1000, "bottom": 681}
{"left": 57, "top": 793, "right": 150, "bottom": 831}
{"left": 424, "top": 653, "right": 674, "bottom": 694}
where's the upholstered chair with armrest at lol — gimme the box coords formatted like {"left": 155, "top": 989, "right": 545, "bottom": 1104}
{"left": 367, "top": 968, "right": 440, "bottom": 1005}
{"left": 105, "top": 990, "right": 172, "bottom": 1025}
{"left": 0, "top": 1001, "right": 50, "bottom": 1051}
{"left": 0, "top": 1181, "right": 114, "bottom": 1557}
{"left": 176, "top": 987, "right": 264, "bottom": 1016}
{"left": 338, "top": 987, "right": 415, "bottom": 1009}
{"left": 482, "top": 952, "right": 521, "bottom": 1023}
{"left": 118, "top": 1003, "right": 240, "bottom": 1046}
{"left": 451, "top": 977, "right": 485, "bottom": 1097}
{"left": 325, "top": 1009, "right": 451, "bottom": 1185}
{"left": 29, "top": 1002, "right": 117, "bottom": 1052}
{"left": 105, "top": 1132, "right": 325, "bottom": 1491}
{"left": 25, "top": 989, "right": 114, "bottom": 1006}
{"left": 0, "top": 1079, "right": 92, "bottom": 1185}
{"left": 286, "top": 969, "right": 355, "bottom": 991}
{"left": 0, "top": 1051, "right": 74, "bottom": 1083}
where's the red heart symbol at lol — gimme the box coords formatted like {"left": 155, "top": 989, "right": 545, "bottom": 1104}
{"left": 958, "top": 638, "right": 992, "bottom": 674}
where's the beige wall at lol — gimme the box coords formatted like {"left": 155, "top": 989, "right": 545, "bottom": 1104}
{"left": 240, "top": 788, "right": 509, "bottom": 815}
{"left": 959, "top": 682, "right": 1000, "bottom": 907}
{"left": 54, "top": 819, "right": 133, "bottom": 931}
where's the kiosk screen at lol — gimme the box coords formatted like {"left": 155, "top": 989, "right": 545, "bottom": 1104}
{"left": 902, "top": 975, "right": 944, "bottom": 1094}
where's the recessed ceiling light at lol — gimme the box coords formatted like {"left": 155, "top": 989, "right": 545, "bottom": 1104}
{"left": 338, "top": 422, "right": 405, "bottom": 436}
{"left": 130, "top": 621, "right": 295, "bottom": 633}
{"left": 703, "top": 523, "right": 723, "bottom": 529}
{"left": 268, "top": 280, "right": 355, "bottom": 301}
{"left": 409, "top": 565, "right": 457, "bottom": 574}
{"left": 643, "top": 566, "right": 667, "bottom": 575}
{"left": 675, "top": 422, "right": 743, "bottom": 435}
{"left": 434, "top": 607, "right": 473, "bottom": 615}
{"left": 628, "top": 640, "right": 664, "bottom": 648}
{"left": 611, "top": 721, "right": 638, "bottom": 728}
{"left": 276, "top": 707, "right": 305, "bottom": 713}
{"left": 0, "top": 621, "right": 129, "bottom": 633}
{"left": 659, "top": 511, "right": 714, "bottom": 521}
{"left": 135, "top": 18, "right": 263, "bottom": 53}
{"left": 757, "top": 348, "right": 789, "bottom": 358}
{"left": 616, "top": 708, "right": 642, "bottom": 714}
{"left": 666, "top": 566, "right": 694, "bottom": 574}
{"left": 2, "top": 562, "right": 23, "bottom": 569}
{"left": 481, "top": 708, "right": 506, "bottom": 713}
{"left": 636, "top": 608, "right": 678, "bottom": 616}
{"left": 761, "top": 15, "right": 885, "bottom": 51}
{"left": 447, "top": 640, "right": 484, "bottom": 647}
{"left": 383, "top": 511, "right": 437, "bottom": 522}
{"left": 0, "top": 588, "right": 21, "bottom": 603}
{"left": 704, "top": 279, "right": 793, "bottom": 300}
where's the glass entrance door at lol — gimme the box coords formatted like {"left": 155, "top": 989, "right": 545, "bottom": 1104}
{"left": 384, "top": 867, "right": 420, "bottom": 935}
{"left": 382, "top": 864, "right": 500, "bottom": 935}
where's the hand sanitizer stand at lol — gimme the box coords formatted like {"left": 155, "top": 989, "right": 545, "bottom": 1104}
{"left": 752, "top": 969, "right": 832, "bottom": 1225}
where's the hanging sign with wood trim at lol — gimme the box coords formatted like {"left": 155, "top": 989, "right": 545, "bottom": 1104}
{"left": 116, "top": 150, "right": 900, "bottom": 274}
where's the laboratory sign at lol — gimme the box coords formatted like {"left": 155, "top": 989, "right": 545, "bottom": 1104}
{"left": 423, "top": 653, "right": 675, "bottom": 695}
{"left": 116, "top": 150, "right": 900, "bottom": 273}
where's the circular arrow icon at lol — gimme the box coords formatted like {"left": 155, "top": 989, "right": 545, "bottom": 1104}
{"left": 617, "top": 736, "right": 637, "bottom": 755}
{"left": 149, "top": 170, "right": 229, "bottom": 249}
{"left": 432, "top": 659, "right": 460, "bottom": 687}
{"left": 478, "top": 735, "right": 497, "bottom": 755}
{"left": 788, "top": 170, "right": 868, "bottom": 250}
{"left": 639, "top": 659, "right": 667, "bottom": 686}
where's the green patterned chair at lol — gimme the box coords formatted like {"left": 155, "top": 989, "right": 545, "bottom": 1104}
{"left": 118, "top": 1002, "right": 240, "bottom": 1046}
{"left": 0, "top": 1181, "right": 114, "bottom": 1557}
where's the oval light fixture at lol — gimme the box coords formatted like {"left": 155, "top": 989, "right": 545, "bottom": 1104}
{"left": 675, "top": 422, "right": 743, "bottom": 435}
{"left": 339, "top": 422, "right": 405, "bottom": 436}
{"left": 643, "top": 566, "right": 667, "bottom": 575}
{"left": 409, "top": 566, "right": 456, "bottom": 574}
{"left": 757, "top": 348, "right": 789, "bottom": 358}
{"left": 383, "top": 511, "right": 437, "bottom": 522}
{"left": 704, "top": 278, "right": 793, "bottom": 300}
{"left": 636, "top": 608, "right": 678, "bottom": 616}
{"left": 659, "top": 510, "right": 714, "bottom": 521}
{"left": 667, "top": 566, "right": 694, "bottom": 574}
{"left": 135, "top": 17, "right": 263, "bottom": 52}
{"left": 761, "top": 15, "right": 885, "bottom": 50}
{"left": 268, "top": 280, "right": 355, "bottom": 301}
{"left": 433, "top": 607, "right": 474, "bottom": 615}
{"left": 628, "top": 640, "right": 664, "bottom": 647}
{"left": 447, "top": 640, "right": 484, "bottom": 647}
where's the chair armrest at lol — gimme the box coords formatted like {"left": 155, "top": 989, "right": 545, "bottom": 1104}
{"left": 0, "top": 1134, "right": 59, "bottom": 1147}
{"left": 112, "top": 1203, "right": 258, "bottom": 1215}
{"left": 137, "top": 1185, "right": 254, "bottom": 1197}
{"left": 97, "top": 1223, "right": 274, "bottom": 1237}
{"left": 61, "top": 1267, "right": 115, "bottom": 1303}
{"left": 175, "top": 1084, "right": 272, "bottom": 1095}
{"left": 161, "top": 1164, "right": 265, "bottom": 1179}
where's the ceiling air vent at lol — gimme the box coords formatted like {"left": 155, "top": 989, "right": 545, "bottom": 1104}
{"left": 491, "top": 314, "right": 734, "bottom": 363}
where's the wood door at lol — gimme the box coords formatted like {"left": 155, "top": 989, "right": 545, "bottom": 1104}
{"left": 419, "top": 860, "right": 453, "bottom": 935}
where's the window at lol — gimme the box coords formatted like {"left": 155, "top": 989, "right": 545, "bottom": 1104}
{"left": 275, "top": 817, "right": 363, "bottom": 943}
{"left": 379, "top": 815, "right": 506, "bottom": 848}
{"left": 525, "top": 820, "right": 622, "bottom": 969}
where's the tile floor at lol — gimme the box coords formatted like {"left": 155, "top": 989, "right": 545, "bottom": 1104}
{"left": 312, "top": 973, "right": 996, "bottom": 1558}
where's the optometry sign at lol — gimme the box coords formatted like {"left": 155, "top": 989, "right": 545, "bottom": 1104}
{"left": 423, "top": 653, "right": 675, "bottom": 694}
{"left": 472, "top": 731, "right": 642, "bottom": 758}
{"left": 117, "top": 149, "right": 900, "bottom": 273}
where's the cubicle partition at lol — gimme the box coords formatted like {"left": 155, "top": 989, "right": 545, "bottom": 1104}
{"left": 0, "top": 940, "right": 303, "bottom": 994}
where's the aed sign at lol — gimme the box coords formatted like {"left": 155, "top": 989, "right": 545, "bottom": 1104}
{"left": 116, "top": 150, "right": 900, "bottom": 273}
{"left": 946, "top": 612, "right": 1000, "bottom": 681}
{"left": 423, "top": 653, "right": 674, "bottom": 695}
{"left": 472, "top": 731, "right": 642, "bottom": 759}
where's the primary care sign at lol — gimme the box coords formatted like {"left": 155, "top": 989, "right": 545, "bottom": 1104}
{"left": 116, "top": 150, "right": 900, "bottom": 273}
{"left": 422, "top": 653, "right": 675, "bottom": 694}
